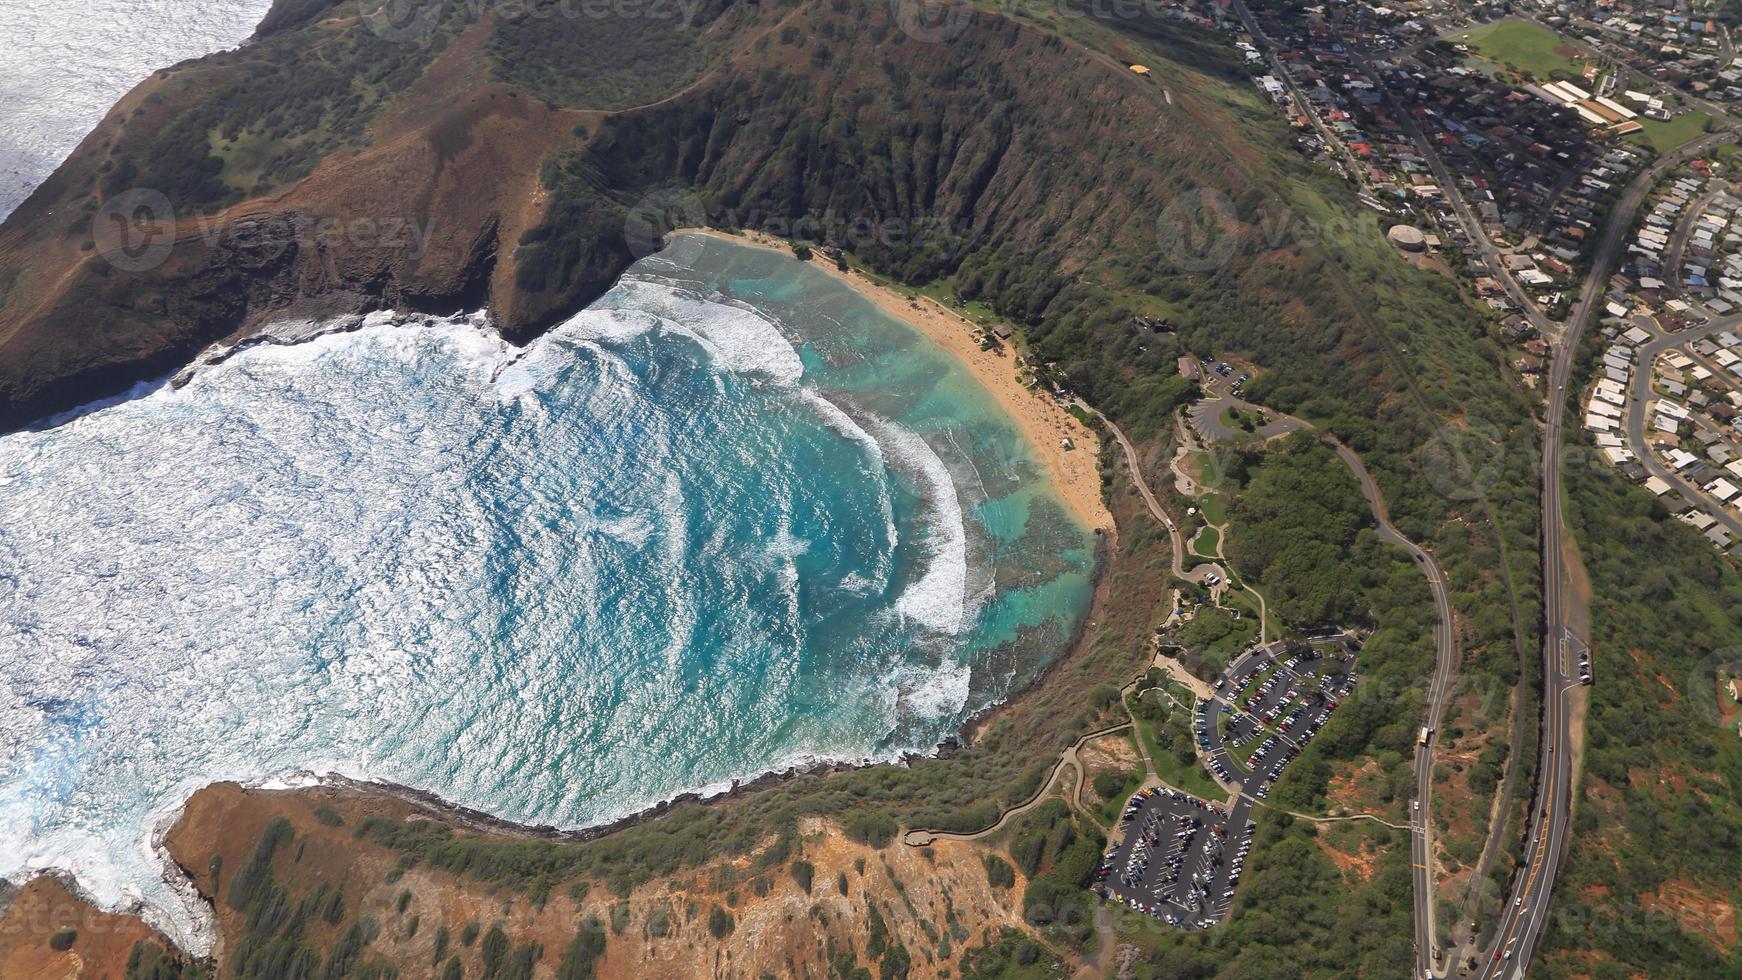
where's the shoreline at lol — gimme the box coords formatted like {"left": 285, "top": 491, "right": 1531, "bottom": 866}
{"left": 3, "top": 234, "right": 1127, "bottom": 948}
{"left": 671, "top": 228, "right": 1115, "bottom": 537}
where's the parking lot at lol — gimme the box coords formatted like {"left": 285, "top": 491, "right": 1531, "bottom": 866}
{"left": 1210, "top": 644, "right": 1357, "bottom": 798}
{"left": 1096, "top": 786, "right": 1257, "bottom": 930}
{"left": 1099, "top": 634, "right": 1360, "bottom": 929}
{"left": 1191, "top": 354, "right": 1251, "bottom": 399}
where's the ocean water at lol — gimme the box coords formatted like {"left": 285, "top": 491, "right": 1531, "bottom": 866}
{"left": 0, "top": 0, "right": 274, "bottom": 219}
{"left": 0, "top": 235, "right": 1094, "bottom": 947}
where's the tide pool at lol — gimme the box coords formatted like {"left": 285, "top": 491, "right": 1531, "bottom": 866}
{"left": 0, "top": 234, "right": 1094, "bottom": 946}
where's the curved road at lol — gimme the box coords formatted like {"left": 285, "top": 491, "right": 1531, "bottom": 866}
{"left": 1474, "top": 131, "right": 1736, "bottom": 980}
{"left": 1321, "top": 438, "right": 1460, "bottom": 978}
{"left": 1626, "top": 322, "right": 1742, "bottom": 541}
{"left": 925, "top": 402, "right": 1460, "bottom": 974}
{"left": 1093, "top": 400, "right": 1461, "bottom": 972}
{"left": 1078, "top": 402, "right": 1226, "bottom": 586}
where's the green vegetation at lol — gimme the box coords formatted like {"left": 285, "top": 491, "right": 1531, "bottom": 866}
{"left": 480, "top": 924, "right": 509, "bottom": 975}
{"left": 1238, "top": 666, "right": 1281, "bottom": 708}
{"left": 957, "top": 929, "right": 1061, "bottom": 979}
{"left": 488, "top": 0, "right": 748, "bottom": 111}
{"left": 983, "top": 854, "right": 1016, "bottom": 889}
{"left": 220, "top": 819, "right": 400, "bottom": 980}
{"left": 554, "top": 921, "right": 607, "bottom": 980}
{"left": 118, "top": 0, "right": 461, "bottom": 210}
{"left": 1117, "top": 813, "right": 1413, "bottom": 975}
{"left": 1176, "top": 605, "right": 1258, "bottom": 675}
{"left": 0, "top": 266, "right": 20, "bottom": 312}
{"left": 43, "top": 0, "right": 1557, "bottom": 973}
{"left": 1092, "top": 767, "right": 1145, "bottom": 826}
{"left": 1226, "top": 436, "right": 1369, "bottom": 626}
{"left": 1462, "top": 20, "right": 1590, "bottom": 80}
{"left": 1006, "top": 800, "right": 1103, "bottom": 949}
{"left": 1231, "top": 731, "right": 1271, "bottom": 765}
{"left": 1220, "top": 405, "right": 1261, "bottom": 433}
{"left": 1127, "top": 684, "right": 1223, "bottom": 798}
{"left": 1191, "top": 529, "right": 1219, "bottom": 560}
{"left": 1197, "top": 493, "right": 1229, "bottom": 526}
{"left": 1535, "top": 418, "right": 1742, "bottom": 976}
{"left": 1215, "top": 438, "right": 1440, "bottom": 822}
{"left": 124, "top": 942, "right": 207, "bottom": 980}
{"left": 1186, "top": 450, "right": 1226, "bottom": 490}
{"left": 706, "top": 906, "right": 734, "bottom": 940}
{"left": 1629, "top": 110, "right": 1714, "bottom": 155}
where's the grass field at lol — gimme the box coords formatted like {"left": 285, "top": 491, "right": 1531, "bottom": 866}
{"left": 1127, "top": 712, "right": 1225, "bottom": 800}
{"left": 1191, "top": 526, "right": 1221, "bottom": 559}
{"left": 1186, "top": 450, "right": 1225, "bottom": 490}
{"left": 1629, "top": 110, "right": 1713, "bottom": 154}
{"left": 1463, "top": 20, "right": 1591, "bottom": 80}
{"left": 1197, "top": 492, "right": 1228, "bottom": 525}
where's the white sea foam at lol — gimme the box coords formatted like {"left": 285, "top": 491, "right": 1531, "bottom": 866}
{"left": 862, "top": 417, "right": 968, "bottom": 636}
{"left": 799, "top": 389, "right": 885, "bottom": 465}
{"left": 0, "top": 0, "right": 276, "bottom": 219}
{"left": 607, "top": 279, "right": 806, "bottom": 385}
{"left": 550, "top": 306, "right": 665, "bottom": 347}
{"left": 896, "top": 656, "right": 975, "bottom": 722}
{"left": 0, "top": 253, "right": 1076, "bottom": 954}
{"left": 798, "top": 390, "right": 898, "bottom": 594}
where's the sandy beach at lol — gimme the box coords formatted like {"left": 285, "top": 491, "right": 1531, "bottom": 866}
{"left": 677, "top": 229, "right": 1114, "bottom": 536}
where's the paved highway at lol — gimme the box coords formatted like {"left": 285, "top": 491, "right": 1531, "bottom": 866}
{"left": 1324, "top": 440, "right": 1459, "bottom": 979}
{"left": 1471, "top": 131, "right": 1735, "bottom": 980}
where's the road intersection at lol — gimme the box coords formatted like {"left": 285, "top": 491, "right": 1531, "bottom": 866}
{"left": 1227, "top": 5, "right": 1735, "bottom": 970}
{"left": 1462, "top": 128, "right": 1736, "bottom": 980}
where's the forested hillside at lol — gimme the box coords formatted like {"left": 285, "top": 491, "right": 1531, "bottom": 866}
{"left": 0, "top": 0, "right": 1563, "bottom": 975}
{"left": 1535, "top": 359, "right": 1742, "bottom": 976}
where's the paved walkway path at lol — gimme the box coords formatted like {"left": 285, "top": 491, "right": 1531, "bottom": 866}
{"left": 1188, "top": 395, "right": 1303, "bottom": 444}
{"left": 906, "top": 397, "right": 1455, "bottom": 974}
{"left": 1076, "top": 401, "right": 1225, "bottom": 587}
{"left": 901, "top": 720, "right": 1132, "bottom": 846}
{"left": 1149, "top": 653, "right": 1214, "bottom": 702}
{"left": 1283, "top": 809, "right": 1412, "bottom": 832}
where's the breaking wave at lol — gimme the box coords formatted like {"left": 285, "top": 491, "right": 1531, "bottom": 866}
{"left": 0, "top": 239, "right": 1091, "bottom": 950}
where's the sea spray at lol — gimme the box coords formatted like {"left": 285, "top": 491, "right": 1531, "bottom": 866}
{"left": 0, "top": 235, "right": 1093, "bottom": 949}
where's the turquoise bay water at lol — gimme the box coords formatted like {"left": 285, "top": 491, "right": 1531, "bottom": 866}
{"left": 0, "top": 235, "right": 1093, "bottom": 944}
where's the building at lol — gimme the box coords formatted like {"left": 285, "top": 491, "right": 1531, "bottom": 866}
{"left": 1387, "top": 224, "right": 1427, "bottom": 251}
